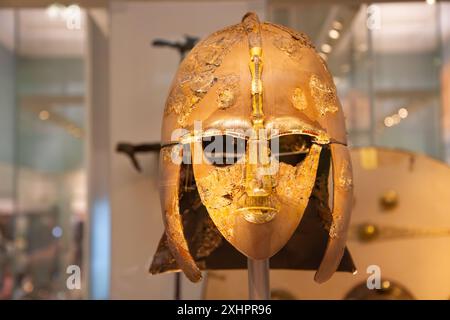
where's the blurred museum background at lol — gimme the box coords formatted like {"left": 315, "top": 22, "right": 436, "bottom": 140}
{"left": 0, "top": 0, "right": 450, "bottom": 299}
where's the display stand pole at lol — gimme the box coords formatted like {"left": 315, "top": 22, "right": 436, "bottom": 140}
{"left": 174, "top": 273, "right": 181, "bottom": 300}
{"left": 247, "top": 258, "right": 270, "bottom": 300}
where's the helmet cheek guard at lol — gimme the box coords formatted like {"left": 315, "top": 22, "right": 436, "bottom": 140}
{"left": 315, "top": 143, "right": 353, "bottom": 283}
{"left": 159, "top": 146, "right": 202, "bottom": 282}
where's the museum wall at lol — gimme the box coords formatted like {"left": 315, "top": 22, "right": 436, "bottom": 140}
{"left": 0, "top": 10, "right": 15, "bottom": 210}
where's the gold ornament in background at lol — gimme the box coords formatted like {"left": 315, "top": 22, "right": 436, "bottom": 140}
{"left": 345, "top": 279, "right": 415, "bottom": 300}
{"left": 359, "top": 147, "right": 378, "bottom": 170}
{"left": 271, "top": 289, "right": 297, "bottom": 300}
{"left": 356, "top": 223, "right": 379, "bottom": 242}
{"left": 350, "top": 222, "right": 450, "bottom": 243}
{"left": 379, "top": 190, "right": 399, "bottom": 211}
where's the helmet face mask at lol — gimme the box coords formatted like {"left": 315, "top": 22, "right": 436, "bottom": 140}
{"left": 152, "top": 12, "right": 354, "bottom": 283}
{"left": 191, "top": 133, "right": 322, "bottom": 260}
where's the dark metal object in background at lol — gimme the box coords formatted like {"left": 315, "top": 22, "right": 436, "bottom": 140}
{"left": 345, "top": 279, "right": 415, "bottom": 300}
{"left": 152, "top": 35, "right": 200, "bottom": 61}
{"left": 116, "top": 35, "right": 199, "bottom": 172}
{"left": 116, "top": 143, "right": 160, "bottom": 172}
{"left": 115, "top": 34, "right": 199, "bottom": 299}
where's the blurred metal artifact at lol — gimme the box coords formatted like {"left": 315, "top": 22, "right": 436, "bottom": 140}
{"left": 152, "top": 35, "right": 199, "bottom": 60}
{"left": 116, "top": 142, "right": 160, "bottom": 172}
{"left": 345, "top": 279, "right": 415, "bottom": 300}
{"left": 379, "top": 190, "right": 399, "bottom": 211}
{"left": 351, "top": 222, "right": 450, "bottom": 243}
{"left": 116, "top": 36, "right": 199, "bottom": 171}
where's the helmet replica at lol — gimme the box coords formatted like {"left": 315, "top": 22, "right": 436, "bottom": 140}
{"left": 150, "top": 13, "right": 355, "bottom": 283}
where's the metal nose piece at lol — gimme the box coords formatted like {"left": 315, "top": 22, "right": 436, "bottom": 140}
{"left": 240, "top": 135, "right": 278, "bottom": 224}
{"left": 237, "top": 195, "right": 278, "bottom": 224}
{"left": 245, "top": 135, "right": 273, "bottom": 196}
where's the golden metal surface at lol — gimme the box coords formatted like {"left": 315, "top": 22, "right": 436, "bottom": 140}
{"left": 309, "top": 74, "right": 338, "bottom": 116}
{"left": 216, "top": 74, "right": 240, "bottom": 109}
{"left": 338, "top": 160, "right": 354, "bottom": 191}
{"left": 164, "top": 24, "right": 244, "bottom": 126}
{"left": 350, "top": 222, "right": 450, "bottom": 243}
{"left": 291, "top": 87, "right": 308, "bottom": 111}
{"left": 161, "top": 14, "right": 348, "bottom": 146}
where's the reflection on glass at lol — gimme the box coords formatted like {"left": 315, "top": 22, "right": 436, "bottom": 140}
{"left": 268, "top": 2, "right": 448, "bottom": 161}
{"left": 0, "top": 8, "right": 86, "bottom": 300}
{"left": 370, "top": 3, "right": 442, "bottom": 159}
{"left": 0, "top": 9, "right": 17, "bottom": 300}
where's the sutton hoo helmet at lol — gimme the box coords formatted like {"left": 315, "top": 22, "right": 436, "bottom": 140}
{"left": 150, "top": 13, "right": 355, "bottom": 283}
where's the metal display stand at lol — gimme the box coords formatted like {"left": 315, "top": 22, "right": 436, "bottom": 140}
{"left": 247, "top": 258, "right": 270, "bottom": 300}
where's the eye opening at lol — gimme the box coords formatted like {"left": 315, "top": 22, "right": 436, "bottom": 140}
{"left": 199, "top": 134, "right": 314, "bottom": 167}
{"left": 270, "top": 134, "right": 312, "bottom": 166}
{"left": 202, "top": 135, "right": 246, "bottom": 167}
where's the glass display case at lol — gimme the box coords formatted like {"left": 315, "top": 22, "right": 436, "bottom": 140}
{"left": 0, "top": 7, "right": 86, "bottom": 299}
{"left": 268, "top": 1, "right": 449, "bottom": 161}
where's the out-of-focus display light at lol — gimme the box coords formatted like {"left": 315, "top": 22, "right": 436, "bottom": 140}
{"left": 328, "top": 29, "right": 340, "bottom": 40}
{"left": 332, "top": 21, "right": 343, "bottom": 30}
{"left": 39, "top": 110, "right": 50, "bottom": 121}
{"left": 71, "top": 199, "right": 87, "bottom": 214}
{"left": 22, "top": 279, "right": 34, "bottom": 293}
{"left": 52, "top": 226, "right": 63, "bottom": 238}
{"left": 392, "top": 114, "right": 401, "bottom": 125}
{"left": 46, "top": 3, "right": 81, "bottom": 30}
{"left": 382, "top": 280, "right": 391, "bottom": 289}
{"left": 398, "top": 107, "right": 408, "bottom": 119}
{"left": 384, "top": 108, "right": 409, "bottom": 128}
{"left": 384, "top": 116, "right": 394, "bottom": 127}
{"left": 321, "top": 43, "right": 332, "bottom": 53}
{"left": 36, "top": 109, "right": 84, "bottom": 138}
{"left": 426, "top": 0, "right": 436, "bottom": 5}
{"left": 46, "top": 3, "right": 63, "bottom": 18}
{"left": 63, "top": 4, "right": 81, "bottom": 30}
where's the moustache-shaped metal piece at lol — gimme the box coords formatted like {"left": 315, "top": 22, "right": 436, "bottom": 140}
{"left": 151, "top": 144, "right": 356, "bottom": 278}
